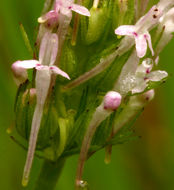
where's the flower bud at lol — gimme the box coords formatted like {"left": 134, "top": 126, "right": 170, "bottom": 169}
{"left": 139, "top": 89, "right": 155, "bottom": 102}
{"left": 22, "top": 88, "right": 36, "bottom": 105}
{"left": 104, "top": 91, "right": 122, "bottom": 111}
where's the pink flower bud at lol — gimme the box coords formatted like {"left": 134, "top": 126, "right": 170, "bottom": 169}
{"left": 138, "top": 89, "right": 155, "bottom": 103}
{"left": 104, "top": 91, "right": 122, "bottom": 111}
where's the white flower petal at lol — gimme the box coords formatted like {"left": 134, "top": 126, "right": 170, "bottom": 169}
{"left": 115, "top": 25, "right": 136, "bottom": 36}
{"left": 12, "top": 60, "right": 39, "bottom": 69}
{"left": 50, "top": 34, "right": 58, "bottom": 65}
{"left": 132, "top": 78, "right": 147, "bottom": 94}
{"left": 50, "top": 66, "right": 70, "bottom": 79}
{"left": 22, "top": 68, "right": 52, "bottom": 186}
{"left": 39, "top": 32, "right": 58, "bottom": 66}
{"left": 144, "top": 32, "right": 154, "bottom": 56}
{"left": 36, "top": 68, "right": 51, "bottom": 104}
{"left": 135, "top": 34, "right": 147, "bottom": 58}
{"left": 39, "top": 32, "right": 51, "bottom": 63}
{"left": 71, "top": 4, "right": 90, "bottom": 16}
{"left": 35, "top": 65, "right": 49, "bottom": 70}
{"left": 147, "top": 70, "right": 168, "bottom": 81}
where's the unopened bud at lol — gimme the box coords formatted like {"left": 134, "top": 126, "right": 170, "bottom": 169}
{"left": 138, "top": 89, "right": 155, "bottom": 103}
{"left": 104, "top": 91, "right": 122, "bottom": 111}
{"left": 22, "top": 88, "right": 36, "bottom": 105}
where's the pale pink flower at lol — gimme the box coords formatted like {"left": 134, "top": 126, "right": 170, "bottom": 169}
{"left": 115, "top": 26, "right": 154, "bottom": 58}
{"left": 38, "top": 0, "right": 90, "bottom": 26}
{"left": 115, "top": 6, "right": 163, "bottom": 58}
{"left": 12, "top": 32, "right": 70, "bottom": 186}
{"left": 12, "top": 32, "right": 70, "bottom": 81}
{"left": 132, "top": 59, "right": 168, "bottom": 94}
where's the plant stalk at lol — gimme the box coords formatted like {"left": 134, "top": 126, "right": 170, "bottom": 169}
{"left": 34, "top": 158, "right": 66, "bottom": 190}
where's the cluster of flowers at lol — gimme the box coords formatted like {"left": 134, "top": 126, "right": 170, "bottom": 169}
{"left": 11, "top": 0, "right": 174, "bottom": 188}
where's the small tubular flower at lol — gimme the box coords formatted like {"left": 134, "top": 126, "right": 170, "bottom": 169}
{"left": 115, "top": 56, "right": 168, "bottom": 95}
{"left": 115, "top": 5, "right": 163, "bottom": 58}
{"left": 55, "top": 0, "right": 90, "bottom": 17}
{"left": 38, "top": 0, "right": 90, "bottom": 26}
{"left": 12, "top": 33, "right": 70, "bottom": 81}
{"left": 131, "top": 59, "right": 168, "bottom": 94}
{"left": 11, "top": 32, "right": 70, "bottom": 186}
{"left": 115, "top": 26, "right": 154, "bottom": 58}
{"left": 76, "top": 91, "right": 122, "bottom": 188}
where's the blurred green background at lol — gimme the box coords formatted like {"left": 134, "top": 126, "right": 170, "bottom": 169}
{"left": 1, "top": 0, "right": 174, "bottom": 190}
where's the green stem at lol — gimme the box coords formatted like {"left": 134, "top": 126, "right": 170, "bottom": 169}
{"left": 34, "top": 158, "right": 66, "bottom": 190}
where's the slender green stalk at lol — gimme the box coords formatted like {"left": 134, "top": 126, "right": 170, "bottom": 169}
{"left": 34, "top": 158, "right": 66, "bottom": 190}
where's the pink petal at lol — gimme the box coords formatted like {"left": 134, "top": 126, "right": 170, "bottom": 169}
{"left": 115, "top": 25, "right": 136, "bottom": 36}
{"left": 144, "top": 32, "right": 154, "bottom": 56}
{"left": 50, "top": 66, "right": 70, "bottom": 79}
{"left": 39, "top": 32, "right": 58, "bottom": 66}
{"left": 39, "top": 32, "right": 51, "bottom": 63}
{"left": 135, "top": 34, "right": 147, "bottom": 58}
{"left": 71, "top": 4, "right": 90, "bottom": 17}
{"left": 50, "top": 34, "right": 58, "bottom": 65}
{"left": 12, "top": 60, "right": 39, "bottom": 69}
{"left": 38, "top": 10, "right": 59, "bottom": 27}
{"left": 35, "top": 65, "right": 48, "bottom": 70}
{"left": 54, "top": 0, "right": 63, "bottom": 12}
{"left": 155, "top": 56, "right": 159, "bottom": 65}
{"left": 38, "top": 11, "right": 57, "bottom": 23}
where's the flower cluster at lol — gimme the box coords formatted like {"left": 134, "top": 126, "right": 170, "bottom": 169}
{"left": 10, "top": 0, "right": 174, "bottom": 189}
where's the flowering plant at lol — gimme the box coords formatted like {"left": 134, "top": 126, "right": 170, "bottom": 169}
{"left": 10, "top": 0, "right": 174, "bottom": 189}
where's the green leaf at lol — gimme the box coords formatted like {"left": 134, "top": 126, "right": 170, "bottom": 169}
{"left": 56, "top": 118, "right": 68, "bottom": 157}
{"left": 27, "top": 69, "right": 33, "bottom": 83}
{"left": 19, "top": 23, "right": 33, "bottom": 57}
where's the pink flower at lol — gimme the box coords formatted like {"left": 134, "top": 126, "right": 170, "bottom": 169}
{"left": 38, "top": 0, "right": 90, "bottom": 26}
{"left": 12, "top": 32, "right": 70, "bottom": 81}
{"left": 115, "top": 6, "right": 163, "bottom": 58}
{"left": 12, "top": 32, "right": 70, "bottom": 186}
{"left": 115, "top": 25, "right": 154, "bottom": 58}
{"left": 132, "top": 59, "right": 168, "bottom": 94}
{"left": 55, "top": 0, "right": 90, "bottom": 16}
